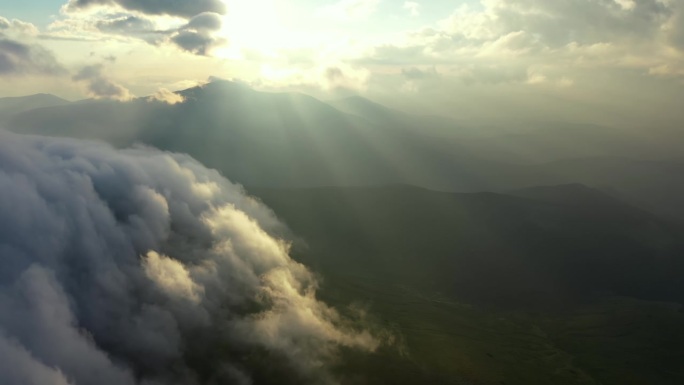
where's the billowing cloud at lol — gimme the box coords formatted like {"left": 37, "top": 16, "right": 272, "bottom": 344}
{"left": 65, "top": 0, "right": 227, "bottom": 18}
{"left": 360, "top": 0, "right": 684, "bottom": 82}
{"left": 148, "top": 88, "right": 185, "bottom": 104}
{"left": 0, "top": 38, "right": 66, "bottom": 76}
{"left": 438, "top": 0, "right": 671, "bottom": 49}
{"left": 0, "top": 132, "right": 378, "bottom": 385}
{"left": 51, "top": 10, "right": 226, "bottom": 56}
{"left": 0, "top": 17, "right": 39, "bottom": 36}
{"left": 73, "top": 64, "right": 133, "bottom": 100}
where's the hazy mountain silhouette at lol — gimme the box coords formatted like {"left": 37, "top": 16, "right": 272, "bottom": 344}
{"left": 0, "top": 93, "right": 70, "bottom": 123}
{"left": 508, "top": 183, "right": 631, "bottom": 208}
{"left": 7, "top": 81, "right": 684, "bottom": 219}
{"left": 6, "top": 81, "right": 495, "bottom": 188}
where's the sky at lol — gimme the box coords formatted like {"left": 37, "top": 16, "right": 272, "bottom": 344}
{"left": 1, "top": 0, "right": 684, "bottom": 127}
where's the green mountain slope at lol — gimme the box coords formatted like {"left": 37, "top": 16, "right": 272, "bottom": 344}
{"left": 247, "top": 185, "right": 684, "bottom": 385}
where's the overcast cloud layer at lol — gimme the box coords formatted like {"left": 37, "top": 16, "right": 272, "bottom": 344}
{"left": 0, "top": 132, "right": 378, "bottom": 385}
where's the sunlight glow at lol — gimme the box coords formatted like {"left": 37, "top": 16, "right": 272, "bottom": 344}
{"left": 219, "top": 0, "right": 293, "bottom": 57}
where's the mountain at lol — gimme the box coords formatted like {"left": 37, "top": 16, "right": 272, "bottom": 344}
{"left": 7, "top": 81, "right": 684, "bottom": 220}
{"left": 0, "top": 93, "right": 70, "bottom": 123}
{"left": 251, "top": 184, "right": 684, "bottom": 306}
{"left": 508, "top": 183, "right": 622, "bottom": 206}
{"left": 248, "top": 184, "right": 684, "bottom": 385}
{"left": 6, "top": 81, "right": 496, "bottom": 188}
{"left": 330, "top": 95, "right": 398, "bottom": 122}
{"left": 511, "top": 157, "right": 684, "bottom": 221}
{"left": 461, "top": 122, "right": 684, "bottom": 163}
{"left": 331, "top": 95, "right": 490, "bottom": 140}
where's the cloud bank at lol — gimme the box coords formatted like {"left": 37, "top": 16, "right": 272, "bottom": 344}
{"left": 0, "top": 132, "right": 378, "bottom": 385}
{"left": 0, "top": 38, "right": 66, "bottom": 76}
{"left": 0, "top": 18, "right": 65, "bottom": 77}
{"left": 65, "top": 0, "right": 227, "bottom": 18}
{"left": 56, "top": 1, "right": 228, "bottom": 55}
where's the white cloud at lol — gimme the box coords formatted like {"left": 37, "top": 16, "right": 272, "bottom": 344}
{"left": 358, "top": 0, "right": 684, "bottom": 85}
{"left": 0, "top": 17, "right": 39, "bottom": 37}
{"left": 0, "top": 131, "right": 381, "bottom": 385}
{"left": 143, "top": 251, "right": 204, "bottom": 303}
{"left": 148, "top": 88, "right": 185, "bottom": 104}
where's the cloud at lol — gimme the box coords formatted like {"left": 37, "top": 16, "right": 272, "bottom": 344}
{"left": 65, "top": 0, "right": 227, "bottom": 18}
{"left": 0, "top": 17, "right": 39, "bottom": 36}
{"left": 359, "top": 0, "right": 684, "bottom": 81}
{"left": 73, "top": 64, "right": 133, "bottom": 100}
{"left": 666, "top": 2, "right": 684, "bottom": 51}
{"left": 435, "top": 0, "right": 668, "bottom": 48}
{"left": 0, "top": 38, "right": 66, "bottom": 76}
{"left": 171, "top": 13, "right": 226, "bottom": 55}
{"left": 0, "top": 131, "right": 379, "bottom": 385}
{"left": 94, "top": 14, "right": 159, "bottom": 38}
{"left": 52, "top": 10, "right": 226, "bottom": 56}
{"left": 185, "top": 12, "right": 223, "bottom": 31}
{"left": 148, "top": 88, "right": 185, "bottom": 104}
{"left": 0, "top": 330, "right": 73, "bottom": 385}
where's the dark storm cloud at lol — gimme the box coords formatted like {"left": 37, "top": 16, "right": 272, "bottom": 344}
{"left": 0, "top": 38, "right": 66, "bottom": 76}
{"left": 66, "top": 0, "right": 227, "bottom": 18}
{"left": 0, "top": 132, "right": 377, "bottom": 385}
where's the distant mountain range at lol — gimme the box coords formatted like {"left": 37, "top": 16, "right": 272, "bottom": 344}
{"left": 0, "top": 93, "right": 69, "bottom": 118}
{"left": 3, "top": 80, "right": 684, "bottom": 220}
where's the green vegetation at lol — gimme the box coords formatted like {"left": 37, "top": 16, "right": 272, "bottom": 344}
{"left": 253, "top": 185, "right": 684, "bottom": 384}
{"left": 321, "top": 272, "right": 684, "bottom": 385}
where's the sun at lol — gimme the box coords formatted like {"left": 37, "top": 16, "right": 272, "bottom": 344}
{"left": 217, "top": 0, "right": 294, "bottom": 57}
